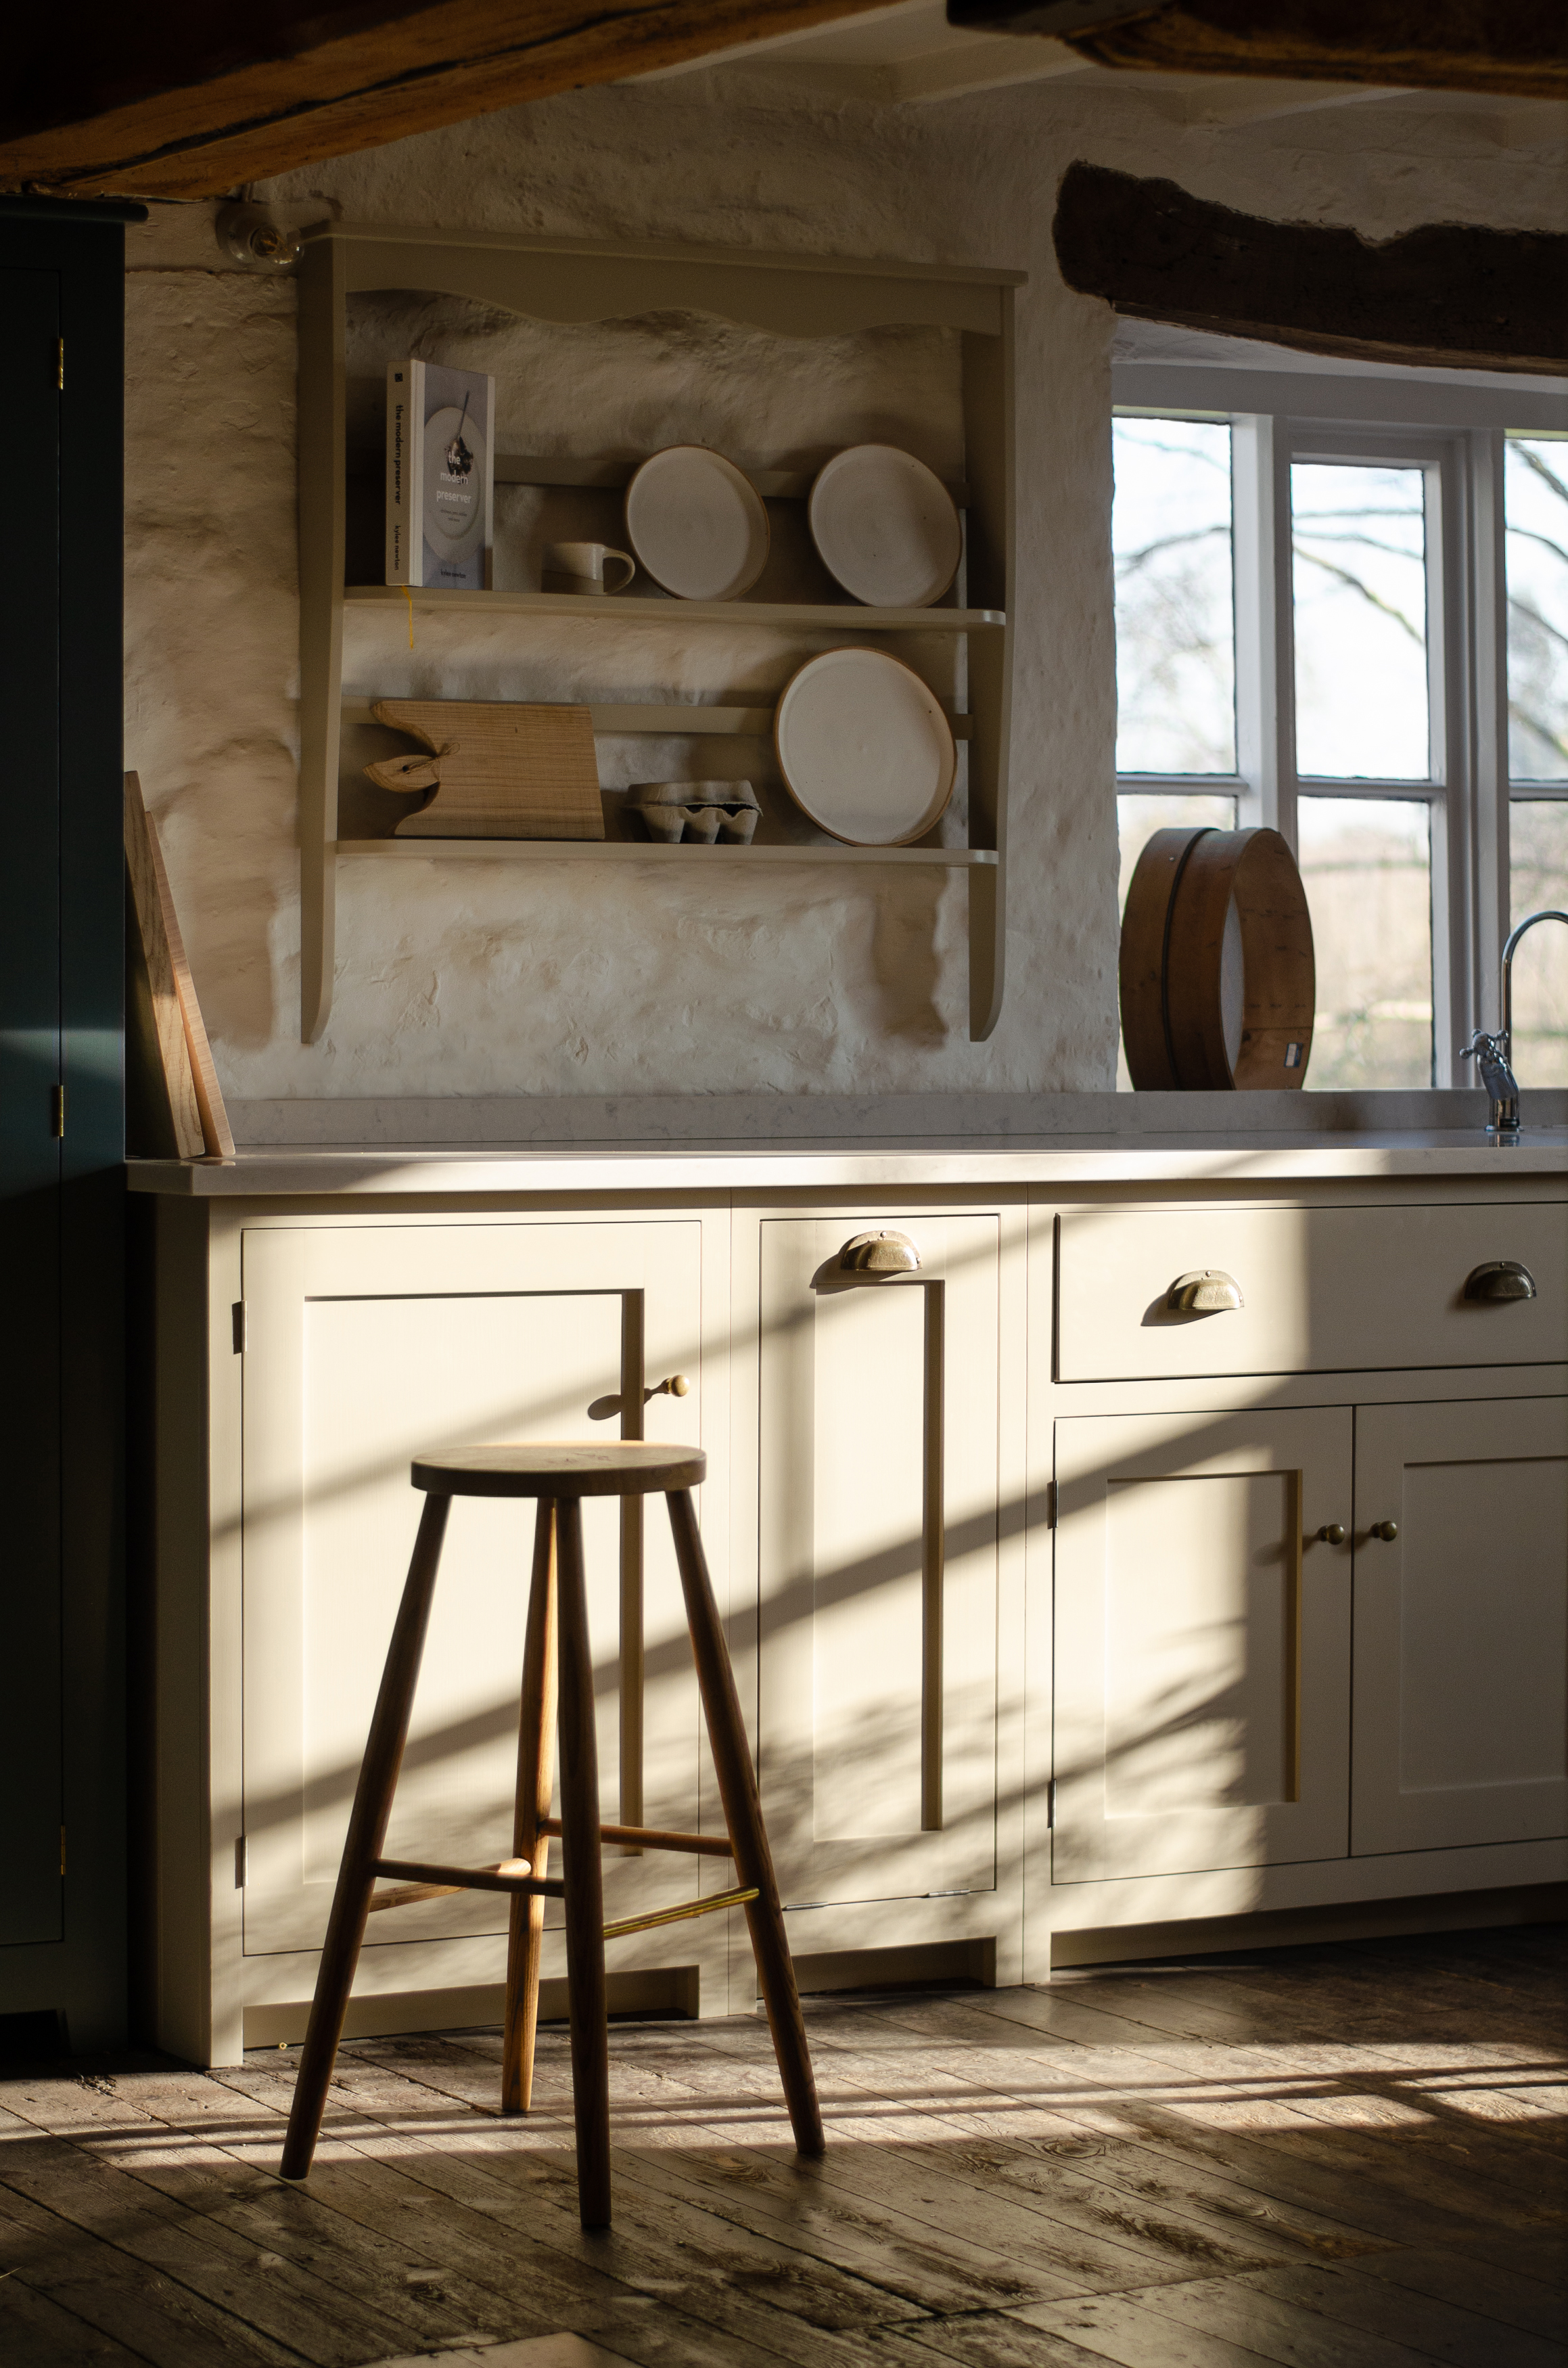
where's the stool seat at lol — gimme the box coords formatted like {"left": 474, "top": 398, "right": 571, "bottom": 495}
{"left": 411, "top": 1440, "right": 706, "bottom": 1497}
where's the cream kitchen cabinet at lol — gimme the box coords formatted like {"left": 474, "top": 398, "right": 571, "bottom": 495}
{"left": 150, "top": 1201, "right": 735, "bottom": 2064}
{"left": 1352, "top": 1395, "right": 1568, "bottom": 1858}
{"left": 1051, "top": 1392, "right": 1568, "bottom": 1894}
{"left": 1039, "top": 1186, "right": 1568, "bottom": 1967}
{"left": 140, "top": 1154, "right": 1566, "bottom": 2061}
{"left": 1052, "top": 1407, "right": 1355, "bottom": 1884}
{"left": 733, "top": 1200, "right": 1029, "bottom": 1986}
{"left": 238, "top": 1219, "right": 709, "bottom": 1958}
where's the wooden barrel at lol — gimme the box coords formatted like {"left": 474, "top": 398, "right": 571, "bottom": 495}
{"left": 1120, "top": 824, "right": 1315, "bottom": 1091}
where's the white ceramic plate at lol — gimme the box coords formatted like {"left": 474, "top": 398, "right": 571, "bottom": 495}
{"left": 625, "top": 447, "right": 770, "bottom": 601}
{"left": 774, "top": 648, "right": 956, "bottom": 846}
{"left": 808, "top": 445, "right": 962, "bottom": 608}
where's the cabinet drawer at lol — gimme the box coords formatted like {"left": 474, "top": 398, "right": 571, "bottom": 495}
{"left": 1057, "top": 1202, "right": 1568, "bottom": 1380}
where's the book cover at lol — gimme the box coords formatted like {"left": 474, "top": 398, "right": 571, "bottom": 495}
{"left": 385, "top": 362, "right": 413, "bottom": 583}
{"left": 385, "top": 360, "right": 495, "bottom": 590}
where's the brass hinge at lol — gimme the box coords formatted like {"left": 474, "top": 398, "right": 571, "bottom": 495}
{"left": 50, "top": 1083, "right": 66, "bottom": 1138}
{"left": 1044, "top": 1480, "right": 1057, "bottom": 1529}
{"left": 60, "top": 1825, "right": 68, "bottom": 1875}
{"left": 235, "top": 1836, "right": 247, "bottom": 1888}
{"left": 57, "top": 338, "right": 64, "bottom": 390}
{"left": 1045, "top": 1779, "right": 1057, "bottom": 1830}
{"left": 232, "top": 1301, "right": 247, "bottom": 1354}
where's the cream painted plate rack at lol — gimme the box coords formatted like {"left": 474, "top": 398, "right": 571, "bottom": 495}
{"left": 297, "top": 221, "right": 1021, "bottom": 1044}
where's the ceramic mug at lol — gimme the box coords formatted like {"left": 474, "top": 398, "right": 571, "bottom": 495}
{"left": 542, "top": 539, "right": 635, "bottom": 595}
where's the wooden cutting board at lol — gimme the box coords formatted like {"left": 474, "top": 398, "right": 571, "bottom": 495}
{"left": 124, "top": 769, "right": 235, "bottom": 1158}
{"left": 366, "top": 699, "right": 605, "bottom": 840}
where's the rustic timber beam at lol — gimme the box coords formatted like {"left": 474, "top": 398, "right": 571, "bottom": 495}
{"left": 0, "top": 1, "right": 896, "bottom": 201}
{"left": 948, "top": 0, "right": 1568, "bottom": 103}
{"left": 1053, "top": 162, "right": 1568, "bottom": 377}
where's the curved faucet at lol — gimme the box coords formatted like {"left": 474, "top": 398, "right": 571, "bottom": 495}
{"left": 1461, "top": 909, "right": 1568, "bottom": 1139}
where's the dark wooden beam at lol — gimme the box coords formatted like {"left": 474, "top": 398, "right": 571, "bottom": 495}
{"left": 1053, "top": 162, "right": 1568, "bottom": 377}
{"left": 0, "top": 1, "right": 894, "bottom": 201}
{"left": 949, "top": 0, "right": 1568, "bottom": 102}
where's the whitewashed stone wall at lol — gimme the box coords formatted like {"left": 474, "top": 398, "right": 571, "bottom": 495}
{"left": 122, "top": 69, "right": 1567, "bottom": 1107}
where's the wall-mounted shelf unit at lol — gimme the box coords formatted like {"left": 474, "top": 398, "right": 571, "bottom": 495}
{"left": 337, "top": 842, "right": 1000, "bottom": 866}
{"left": 298, "top": 221, "right": 1021, "bottom": 1045}
{"left": 339, "top": 696, "right": 977, "bottom": 739}
{"left": 344, "top": 585, "right": 1005, "bottom": 633}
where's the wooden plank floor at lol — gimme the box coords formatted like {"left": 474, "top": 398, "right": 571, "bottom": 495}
{"left": 1, "top": 1923, "right": 1565, "bottom": 2368}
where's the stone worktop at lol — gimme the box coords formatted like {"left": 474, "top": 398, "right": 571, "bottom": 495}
{"left": 126, "top": 1089, "right": 1568, "bottom": 1195}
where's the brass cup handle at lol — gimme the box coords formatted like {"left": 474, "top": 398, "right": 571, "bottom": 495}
{"left": 840, "top": 1229, "right": 921, "bottom": 1274}
{"left": 1464, "top": 1260, "right": 1538, "bottom": 1302}
{"left": 1316, "top": 1524, "right": 1347, "bottom": 1546}
{"left": 1370, "top": 1520, "right": 1399, "bottom": 1542}
{"left": 1167, "top": 1268, "right": 1244, "bottom": 1315}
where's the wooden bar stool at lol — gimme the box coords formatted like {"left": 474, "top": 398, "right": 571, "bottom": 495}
{"left": 278, "top": 1440, "right": 823, "bottom": 2226}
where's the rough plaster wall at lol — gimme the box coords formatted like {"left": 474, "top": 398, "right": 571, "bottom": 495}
{"left": 122, "top": 70, "right": 1567, "bottom": 1104}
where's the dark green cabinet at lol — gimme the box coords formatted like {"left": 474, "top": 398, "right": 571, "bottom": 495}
{"left": 0, "top": 265, "right": 65, "bottom": 1950}
{"left": 0, "top": 199, "right": 139, "bottom": 2047}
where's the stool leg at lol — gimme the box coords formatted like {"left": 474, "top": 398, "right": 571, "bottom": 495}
{"left": 555, "top": 1494, "right": 612, "bottom": 2228}
{"left": 503, "top": 1498, "right": 558, "bottom": 2114}
{"left": 281, "top": 1493, "right": 451, "bottom": 2181}
{"left": 664, "top": 1488, "right": 825, "bottom": 2159}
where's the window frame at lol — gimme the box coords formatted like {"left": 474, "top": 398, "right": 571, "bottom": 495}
{"left": 1112, "top": 360, "right": 1568, "bottom": 1089}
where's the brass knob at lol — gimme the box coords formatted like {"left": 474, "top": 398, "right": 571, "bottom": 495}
{"left": 1370, "top": 1520, "right": 1399, "bottom": 1543}
{"left": 1464, "top": 1260, "right": 1537, "bottom": 1302}
{"left": 652, "top": 1373, "right": 691, "bottom": 1398}
{"left": 1167, "top": 1268, "right": 1243, "bottom": 1315}
{"left": 1316, "top": 1524, "right": 1346, "bottom": 1546}
{"left": 839, "top": 1229, "right": 921, "bottom": 1274}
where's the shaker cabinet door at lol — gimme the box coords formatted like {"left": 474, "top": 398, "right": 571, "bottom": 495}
{"left": 756, "top": 1214, "right": 1002, "bottom": 1908}
{"left": 1053, "top": 1407, "right": 1354, "bottom": 1883}
{"left": 1352, "top": 1396, "right": 1568, "bottom": 1855}
{"left": 239, "top": 1219, "right": 706, "bottom": 1959}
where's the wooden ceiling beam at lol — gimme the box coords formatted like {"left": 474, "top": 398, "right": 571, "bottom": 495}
{"left": 0, "top": 1, "right": 896, "bottom": 200}
{"left": 949, "top": 1, "right": 1568, "bottom": 103}
{"left": 1053, "top": 162, "right": 1568, "bottom": 375}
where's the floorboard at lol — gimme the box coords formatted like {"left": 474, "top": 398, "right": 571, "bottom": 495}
{"left": 0, "top": 1923, "right": 1561, "bottom": 2368}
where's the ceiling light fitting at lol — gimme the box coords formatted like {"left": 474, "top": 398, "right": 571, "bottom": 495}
{"left": 216, "top": 202, "right": 304, "bottom": 271}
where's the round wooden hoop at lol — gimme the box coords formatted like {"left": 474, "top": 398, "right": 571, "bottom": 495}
{"left": 1118, "top": 825, "right": 1209, "bottom": 1091}
{"left": 1119, "top": 825, "right": 1315, "bottom": 1091}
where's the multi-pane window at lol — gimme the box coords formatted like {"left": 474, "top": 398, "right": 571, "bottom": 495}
{"left": 1112, "top": 417, "right": 1236, "bottom": 775}
{"left": 1111, "top": 419, "right": 1238, "bottom": 1083}
{"left": 1505, "top": 438, "right": 1568, "bottom": 1085}
{"left": 1113, "top": 399, "right": 1568, "bottom": 1091}
{"left": 1290, "top": 457, "right": 1437, "bottom": 1086}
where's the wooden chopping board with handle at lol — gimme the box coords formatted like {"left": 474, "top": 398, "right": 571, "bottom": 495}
{"left": 367, "top": 700, "right": 604, "bottom": 839}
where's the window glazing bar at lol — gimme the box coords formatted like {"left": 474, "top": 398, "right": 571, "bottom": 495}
{"left": 1297, "top": 779, "right": 1440, "bottom": 799}
{"left": 1115, "top": 775, "right": 1245, "bottom": 795}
